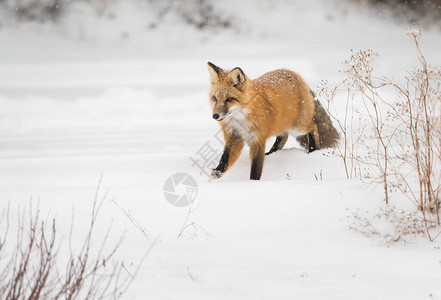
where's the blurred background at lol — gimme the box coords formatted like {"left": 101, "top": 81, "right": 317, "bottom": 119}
{"left": 2, "top": 0, "right": 441, "bottom": 33}
{"left": 2, "top": 0, "right": 441, "bottom": 64}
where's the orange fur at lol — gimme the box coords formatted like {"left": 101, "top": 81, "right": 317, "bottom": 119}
{"left": 207, "top": 62, "right": 337, "bottom": 180}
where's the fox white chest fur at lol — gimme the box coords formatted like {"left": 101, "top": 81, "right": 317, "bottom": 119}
{"left": 223, "top": 108, "right": 257, "bottom": 144}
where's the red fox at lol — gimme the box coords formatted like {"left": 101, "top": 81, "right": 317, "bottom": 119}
{"left": 207, "top": 62, "right": 338, "bottom": 180}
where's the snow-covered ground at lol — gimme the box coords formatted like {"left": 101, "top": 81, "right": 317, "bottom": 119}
{"left": 1, "top": 0, "right": 441, "bottom": 299}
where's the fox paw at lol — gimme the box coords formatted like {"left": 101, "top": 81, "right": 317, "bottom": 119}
{"left": 211, "top": 169, "right": 224, "bottom": 179}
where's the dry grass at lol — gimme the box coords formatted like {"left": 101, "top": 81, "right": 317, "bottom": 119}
{"left": 323, "top": 29, "right": 441, "bottom": 240}
{"left": 0, "top": 178, "right": 149, "bottom": 299}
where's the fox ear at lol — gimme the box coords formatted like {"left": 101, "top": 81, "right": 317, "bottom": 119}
{"left": 228, "top": 67, "right": 245, "bottom": 90}
{"left": 207, "top": 62, "right": 222, "bottom": 84}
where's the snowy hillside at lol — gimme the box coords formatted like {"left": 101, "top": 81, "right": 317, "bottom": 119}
{"left": 1, "top": 0, "right": 441, "bottom": 299}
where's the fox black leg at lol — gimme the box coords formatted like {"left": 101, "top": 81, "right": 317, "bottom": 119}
{"left": 265, "top": 133, "right": 288, "bottom": 155}
{"left": 250, "top": 142, "right": 265, "bottom": 180}
{"left": 211, "top": 133, "right": 244, "bottom": 179}
{"left": 212, "top": 149, "right": 229, "bottom": 179}
{"left": 307, "top": 131, "right": 317, "bottom": 153}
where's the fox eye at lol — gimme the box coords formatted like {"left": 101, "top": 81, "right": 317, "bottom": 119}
{"left": 212, "top": 96, "right": 217, "bottom": 102}
{"left": 225, "top": 97, "right": 236, "bottom": 103}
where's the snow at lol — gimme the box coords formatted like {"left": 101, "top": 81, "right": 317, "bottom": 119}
{"left": 1, "top": 0, "right": 441, "bottom": 299}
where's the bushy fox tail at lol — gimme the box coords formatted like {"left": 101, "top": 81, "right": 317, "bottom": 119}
{"left": 297, "top": 94, "right": 339, "bottom": 152}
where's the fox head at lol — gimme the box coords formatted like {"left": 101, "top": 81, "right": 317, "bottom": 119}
{"left": 207, "top": 62, "right": 248, "bottom": 121}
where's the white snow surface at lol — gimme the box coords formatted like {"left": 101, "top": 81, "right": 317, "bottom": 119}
{"left": 1, "top": 0, "right": 441, "bottom": 299}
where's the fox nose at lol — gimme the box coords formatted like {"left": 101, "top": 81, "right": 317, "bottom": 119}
{"left": 212, "top": 114, "right": 220, "bottom": 120}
